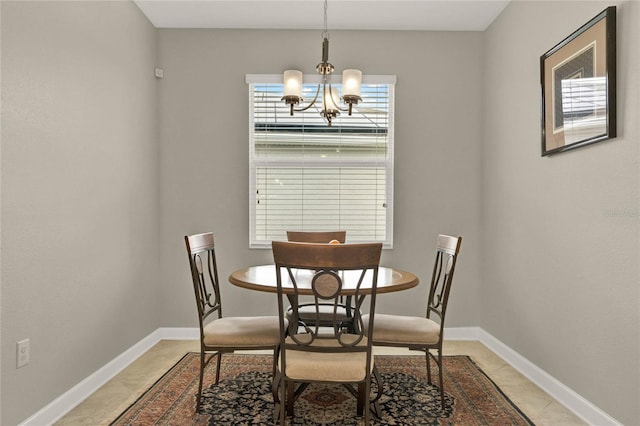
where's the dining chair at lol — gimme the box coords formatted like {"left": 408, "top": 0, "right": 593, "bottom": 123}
{"left": 272, "top": 240, "right": 383, "bottom": 425}
{"left": 363, "top": 234, "right": 462, "bottom": 409}
{"left": 184, "top": 232, "right": 284, "bottom": 412}
{"left": 285, "top": 230, "right": 353, "bottom": 330}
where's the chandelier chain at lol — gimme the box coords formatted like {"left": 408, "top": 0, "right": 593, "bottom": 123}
{"left": 322, "top": 0, "right": 329, "bottom": 40}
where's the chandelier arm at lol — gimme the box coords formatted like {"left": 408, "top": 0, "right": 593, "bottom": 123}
{"left": 328, "top": 83, "right": 349, "bottom": 113}
{"left": 293, "top": 83, "right": 322, "bottom": 113}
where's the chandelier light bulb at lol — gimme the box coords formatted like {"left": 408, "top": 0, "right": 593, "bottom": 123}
{"left": 323, "top": 87, "right": 339, "bottom": 112}
{"left": 342, "top": 69, "right": 362, "bottom": 97}
{"left": 283, "top": 70, "right": 303, "bottom": 98}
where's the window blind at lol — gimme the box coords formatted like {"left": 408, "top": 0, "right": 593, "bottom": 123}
{"left": 247, "top": 75, "right": 395, "bottom": 248}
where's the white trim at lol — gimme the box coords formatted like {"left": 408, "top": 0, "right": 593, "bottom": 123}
{"left": 18, "top": 326, "right": 621, "bottom": 426}
{"left": 474, "top": 328, "right": 622, "bottom": 426}
{"left": 17, "top": 328, "right": 199, "bottom": 426}
{"left": 384, "top": 82, "right": 395, "bottom": 249}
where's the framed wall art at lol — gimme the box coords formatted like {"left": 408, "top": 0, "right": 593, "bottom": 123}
{"left": 540, "top": 6, "right": 616, "bottom": 156}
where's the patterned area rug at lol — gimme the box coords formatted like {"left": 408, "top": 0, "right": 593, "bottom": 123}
{"left": 111, "top": 353, "right": 534, "bottom": 425}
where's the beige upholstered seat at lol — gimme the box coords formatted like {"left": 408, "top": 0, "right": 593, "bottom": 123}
{"left": 367, "top": 314, "right": 440, "bottom": 345}
{"left": 281, "top": 337, "right": 373, "bottom": 382}
{"left": 201, "top": 316, "right": 282, "bottom": 347}
{"left": 272, "top": 240, "right": 382, "bottom": 425}
{"left": 185, "top": 232, "right": 285, "bottom": 412}
{"left": 363, "top": 234, "right": 462, "bottom": 409}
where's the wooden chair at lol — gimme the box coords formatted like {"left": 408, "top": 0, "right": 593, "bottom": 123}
{"left": 184, "top": 232, "right": 284, "bottom": 412}
{"left": 363, "top": 234, "right": 462, "bottom": 409}
{"left": 272, "top": 241, "right": 383, "bottom": 425}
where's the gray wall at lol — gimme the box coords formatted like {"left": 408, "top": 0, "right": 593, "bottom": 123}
{"left": 1, "top": 2, "right": 159, "bottom": 424}
{"left": 157, "top": 29, "right": 484, "bottom": 327}
{"left": 1, "top": 0, "right": 639, "bottom": 425}
{"left": 482, "top": 1, "right": 639, "bottom": 424}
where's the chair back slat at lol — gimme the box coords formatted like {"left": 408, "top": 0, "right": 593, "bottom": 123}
{"left": 273, "top": 241, "right": 380, "bottom": 270}
{"left": 187, "top": 232, "right": 215, "bottom": 254}
{"left": 437, "top": 234, "right": 460, "bottom": 255}
{"left": 287, "top": 230, "right": 346, "bottom": 244}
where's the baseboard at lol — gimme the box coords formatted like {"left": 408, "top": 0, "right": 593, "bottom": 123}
{"left": 18, "top": 327, "right": 199, "bottom": 426}
{"left": 19, "top": 326, "right": 620, "bottom": 426}
{"left": 447, "top": 327, "right": 621, "bottom": 426}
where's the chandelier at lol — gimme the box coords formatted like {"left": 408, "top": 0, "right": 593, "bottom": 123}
{"left": 281, "top": 0, "right": 362, "bottom": 126}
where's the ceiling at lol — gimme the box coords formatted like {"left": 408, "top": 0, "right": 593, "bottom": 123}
{"left": 134, "top": 0, "right": 510, "bottom": 31}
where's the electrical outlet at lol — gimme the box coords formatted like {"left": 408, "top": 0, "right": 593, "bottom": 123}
{"left": 17, "top": 339, "right": 30, "bottom": 368}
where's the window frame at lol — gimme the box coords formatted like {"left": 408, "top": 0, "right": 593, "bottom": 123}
{"left": 246, "top": 74, "right": 396, "bottom": 249}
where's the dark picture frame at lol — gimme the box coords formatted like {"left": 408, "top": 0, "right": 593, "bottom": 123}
{"left": 540, "top": 6, "right": 616, "bottom": 156}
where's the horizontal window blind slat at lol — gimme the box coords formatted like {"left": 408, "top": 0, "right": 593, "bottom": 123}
{"left": 249, "top": 79, "right": 394, "bottom": 246}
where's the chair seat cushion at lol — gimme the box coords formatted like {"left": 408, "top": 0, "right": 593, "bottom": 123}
{"left": 363, "top": 314, "right": 440, "bottom": 345}
{"left": 281, "top": 336, "right": 372, "bottom": 382}
{"left": 203, "top": 316, "right": 283, "bottom": 347}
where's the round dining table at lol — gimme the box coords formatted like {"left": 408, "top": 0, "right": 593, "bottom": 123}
{"left": 229, "top": 264, "right": 419, "bottom": 295}
{"left": 229, "top": 263, "right": 419, "bottom": 419}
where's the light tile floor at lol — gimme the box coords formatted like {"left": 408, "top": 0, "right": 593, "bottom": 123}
{"left": 55, "top": 340, "right": 586, "bottom": 426}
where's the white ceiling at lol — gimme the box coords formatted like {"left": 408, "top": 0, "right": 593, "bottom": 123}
{"left": 134, "top": 0, "right": 510, "bottom": 31}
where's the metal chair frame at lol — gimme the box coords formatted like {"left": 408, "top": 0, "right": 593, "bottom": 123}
{"left": 370, "top": 234, "right": 462, "bottom": 409}
{"left": 185, "top": 232, "right": 281, "bottom": 412}
{"left": 272, "top": 241, "right": 382, "bottom": 425}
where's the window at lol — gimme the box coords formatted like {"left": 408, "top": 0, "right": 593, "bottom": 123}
{"left": 247, "top": 74, "right": 395, "bottom": 248}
